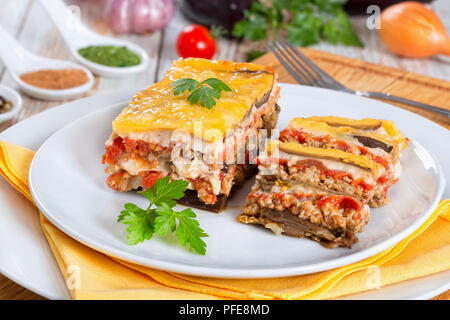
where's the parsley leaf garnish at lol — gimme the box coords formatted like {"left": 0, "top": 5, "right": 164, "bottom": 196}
{"left": 117, "top": 177, "right": 208, "bottom": 255}
{"left": 155, "top": 203, "right": 208, "bottom": 255}
{"left": 171, "top": 78, "right": 198, "bottom": 95}
{"left": 187, "top": 86, "right": 221, "bottom": 110}
{"left": 139, "top": 177, "right": 189, "bottom": 207}
{"left": 232, "top": 0, "right": 363, "bottom": 48}
{"left": 171, "top": 78, "right": 231, "bottom": 110}
{"left": 201, "top": 78, "right": 232, "bottom": 92}
{"left": 118, "top": 205, "right": 156, "bottom": 245}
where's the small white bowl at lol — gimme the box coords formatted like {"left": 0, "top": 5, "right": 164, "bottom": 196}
{"left": 0, "top": 85, "right": 23, "bottom": 123}
{"left": 71, "top": 42, "right": 149, "bottom": 78}
{"left": 40, "top": 0, "right": 149, "bottom": 78}
{"left": 12, "top": 63, "right": 95, "bottom": 101}
{"left": 0, "top": 25, "right": 95, "bottom": 101}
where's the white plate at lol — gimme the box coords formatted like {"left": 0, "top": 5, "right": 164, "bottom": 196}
{"left": 0, "top": 91, "right": 135, "bottom": 300}
{"left": 28, "top": 84, "right": 445, "bottom": 278}
{"left": 0, "top": 84, "right": 449, "bottom": 299}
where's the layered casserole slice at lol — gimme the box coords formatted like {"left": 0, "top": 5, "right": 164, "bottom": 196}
{"left": 102, "top": 58, "right": 280, "bottom": 212}
{"left": 238, "top": 140, "right": 372, "bottom": 248}
{"left": 238, "top": 116, "right": 408, "bottom": 248}
{"left": 279, "top": 117, "right": 409, "bottom": 207}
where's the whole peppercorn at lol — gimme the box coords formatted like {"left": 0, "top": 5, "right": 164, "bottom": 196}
{"left": 0, "top": 96, "right": 12, "bottom": 114}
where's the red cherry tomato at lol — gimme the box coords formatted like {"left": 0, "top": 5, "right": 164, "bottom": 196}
{"left": 176, "top": 24, "right": 216, "bottom": 59}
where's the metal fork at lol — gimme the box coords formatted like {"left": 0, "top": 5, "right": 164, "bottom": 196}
{"left": 269, "top": 37, "right": 450, "bottom": 118}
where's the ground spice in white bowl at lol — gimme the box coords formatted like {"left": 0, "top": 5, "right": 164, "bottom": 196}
{"left": 20, "top": 68, "right": 89, "bottom": 90}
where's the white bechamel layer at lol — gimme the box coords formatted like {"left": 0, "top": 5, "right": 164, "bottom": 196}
{"left": 171, "top": 152, "right": 222, "bottom": 194}
{"left": 393, "top": 161, "right": 403, "bottom": 180}
{"left": 267, "top": 182, "right": 319, "bottom": 195}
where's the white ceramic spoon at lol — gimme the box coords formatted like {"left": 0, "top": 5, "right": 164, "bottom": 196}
{"left": 0, "top": 26, "right": 95, "bottom": 101}
{"left": 39, "top": 0, "right": 149, "bottom": 77}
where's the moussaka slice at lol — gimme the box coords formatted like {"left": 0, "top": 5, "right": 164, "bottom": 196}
{"left": 279, "top": 117, "right": 409, "bottom": 207}
{"left": 237, "top": 141, "right": 371, "bottom": 248}
{"left": 102, "top": 58, "right": 280, "bottom": 212}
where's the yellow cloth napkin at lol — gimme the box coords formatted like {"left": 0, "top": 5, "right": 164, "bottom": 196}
{"left": 1, "top": 140, "right": 449, "bottom": 300}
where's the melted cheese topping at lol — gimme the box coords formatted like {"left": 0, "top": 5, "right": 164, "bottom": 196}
{"left": 303, "top": 116, "right": 408, "bottom": 151}
{"left": 289, "top": 118, "right": 396, "bottom": 146}
{"left": 305, "top": 116, "right": 382, "bottom": 130}
{"left": 112, "top": 58, "right": 275, "bottom": 141}
{"left": 381, "top": 120, "right": 409, "bottom": 150}
{"left": 267, "top": 140, "right": 383, "bottom": 177}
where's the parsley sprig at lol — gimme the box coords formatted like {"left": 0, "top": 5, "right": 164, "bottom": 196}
{"left": 233, "top": 0, "right": 363, "bottom": 48}
{"left": 171, "top": 78, "right": 231, "bottom": 110}
{"left": 117, "top": 177, "right": 208, "bottom": 255}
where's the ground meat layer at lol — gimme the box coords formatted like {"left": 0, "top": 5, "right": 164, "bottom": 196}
{"left": 256, "top": 159, "right": 389, "bottom": 208}
{"left": 244, "top": 189, "right": 369, "bottom": 234}
{"left": 279, "top": 128, "right": 395, "bottom": 208}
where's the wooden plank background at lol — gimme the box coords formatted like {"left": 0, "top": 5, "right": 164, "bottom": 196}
{"left": 0, "top": 0, "right": 449, "bottom": 135}
{"left": 0, "top": 0, "right": 449, "bottom": 300}
{"left": 255, "top": 48, "right": 450, "bottom": 129}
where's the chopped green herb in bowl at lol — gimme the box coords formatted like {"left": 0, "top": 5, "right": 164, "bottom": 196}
{"left": 78, "top": 45, "right": 141, "bottom": 68}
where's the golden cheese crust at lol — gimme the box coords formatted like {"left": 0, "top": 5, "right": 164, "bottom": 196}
{"left": 289, "top": 118, "right": 398, "bottom": 146}
{"left": 304, "top": 116, "right": 383, "bottom": 130}
{"left": 303, "top": 116, "right": 408, "bottom": 150}
{"left": 267, "top": 140, "right": 383, "bottom": 177}
{"left": 112, "top": 58, "right": 277, "bottom": 141}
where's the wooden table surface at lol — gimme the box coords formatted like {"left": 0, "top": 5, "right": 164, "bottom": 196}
{"left": 0, "top": 0, "right": 449, "bottom": 300}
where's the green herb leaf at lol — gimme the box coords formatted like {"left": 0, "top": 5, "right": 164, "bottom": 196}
{"left": 172, "top": 77, "right": 231, "bottom": 109}
{"left": 323, "top": 10, "right": 364, "bottom": 47}
{"left": 118, "top": 177, "right": 208, "bottom": 254}
{"left": 155, "top": 203, "right": 208, "bottom": 255}
{"left": 201, "top": 78, "right": 232, "bottom": 92}
{"left": 170, "top": 78, "right": 199, "bottom": 95}
{"left": 246, "top": 50, "right": 266, "bottom": 62}
{"left": 188, "top": 86, "right": 221, "bottom": 110}
{"left": 232, "top": 0, "right": 363, "bottom": 48}
{"left": 139, "top": 176, "right": 189, "bottom": 207}
{"left": 117, "top": 207, "right": 156, "bottom": 245}
{"left": 232, "top": 10, "right": 269, "bottom": 41}
{"left": 285, "top": 11, "right": 323, "bottom": 46}
{"left": 313, "top": 0, "right": 347, "bottom": 13}
{"left": 154, "top": 202, "right": 178, "bottom": 236}
{"left": 175, "top": 208, "right": 208, "bottom": 255}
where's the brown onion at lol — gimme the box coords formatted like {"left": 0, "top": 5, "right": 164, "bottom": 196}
{"left": 378, "top": 2, "right": 450, "bottom": 58}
